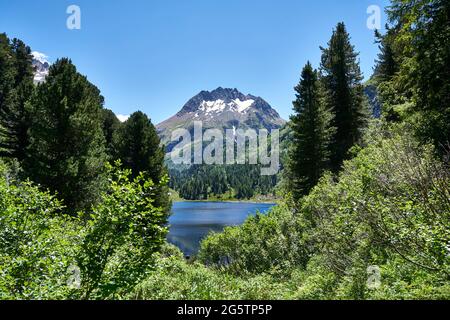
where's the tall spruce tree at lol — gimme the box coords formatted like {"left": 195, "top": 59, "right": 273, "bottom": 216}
{"left": 320, "top": 22, "right": 368, "bottom": 171}
{"left": 100, "top": 108, "right": 121, "bottom": 160}
{"left": 372, "top": 27, "right": 403, "bottom": 122}
{"left": 115, "top": 111, "right": 170, "bottom": 212}
{"left": 0, "top": 33, "right": 15, "bottom": 157}
{"left": 287, "top": 62, "right": 334, "bottom": 200}
{"left": 0, "top": 35, "right": 34, "bottom": 161}
{"left": 24, "top": 58, "right": 107, "bottom": 212}
{"left": 387, "top": 0, "right": 450, "bottom": 152}
{"left": 373, "top": 28, "right": 398, "bottom": 82}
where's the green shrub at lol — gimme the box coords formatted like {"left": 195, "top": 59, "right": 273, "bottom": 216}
{"left": 300, "top": 124, "right": 450, "bottom": 299}
{"left": 0, "top": 160, "right": 171, "bottom": 300}
{"left": 194, "top": 123, "right": 449, "bottom": 300}
{"left": 75, "top": 162, "right": 170, "bottom": 299}
{"left": 198, "top": 204, "right": 310, "bottom": 275}
{"left": 131, "top": 244, "right": 296, "bottom": 300}
{"left": 0, "top": 161, "right": 80, "bottom": 299}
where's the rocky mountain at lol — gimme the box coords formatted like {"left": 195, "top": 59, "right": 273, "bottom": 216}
{"left": 157, "top": 87, "right": 286, "bottom": 148}
{"left": 31, "top": 52, "right": 50, "bottom": 84}
{"left": 364, "top": 84, "right": 382, "bottom": 118}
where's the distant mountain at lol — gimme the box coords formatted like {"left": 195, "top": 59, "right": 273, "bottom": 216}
{"left": 31, "top": 51, "right": 50, "bottom": 84}
{"left": 364, "top": 84, "right": 382, "bottom": 119}
{"left": 157, "top": 87, "right": 285, "bottom": 149}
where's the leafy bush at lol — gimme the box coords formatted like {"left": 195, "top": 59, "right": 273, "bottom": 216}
{"left": 0, "top": 160, "right": 170, "bottom": 300}
{"left": 75, "top": 162, "right": 170, "bottom": 299}
{"left": 131, "top": 244, "right": 296, "bottom": 300}
{"left": 300, "top": 123, "right": 450, "bottom": 299}
{"left": 0, "top": 161, "right": 80, "bottom": 299}
{"left": 195, "top": 124, "right": 450, "bottom": 299}
{"left": 198, "top": 204, "right": 309, "bottom": 275}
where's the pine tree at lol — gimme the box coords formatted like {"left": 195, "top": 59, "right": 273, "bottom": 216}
{"left": 287, "top": 62, "right": 334, "bottom": 200}
{"left": 100, "top": 108, "right": 121, "bottom": 160}
{"left": 373, "top": 28, "right": 398, "bottom": 82}
{"left": 24, "top": 58, "right": 107, "bottom": 212}
{"left": 0, "top": 35, "right": 34, "bottom": 161}
{"left": 320, "top": 22, "right": 368, "bottom": 171}
{"left": 0, "top": 33, "right": 15, "bottom": 157}
{"left": 387, "top": 0, "right": 450, "bottom": 152}
{"left": 115, "top": 111, "right": 170, "bottom": 212}
{"left": 372, "top": 27, "right": 401, "bottom": 122}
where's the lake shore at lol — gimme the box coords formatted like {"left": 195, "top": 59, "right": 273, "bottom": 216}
{"left": 173, "top": 199, "right": 279, "bottom": 205}
{"left": 169, "top": 189, "right": 280, "bottom": 204}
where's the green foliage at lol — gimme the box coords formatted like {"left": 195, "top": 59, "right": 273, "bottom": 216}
{"left": 75, "top": 162, "right": 170, "bottom": 299}
{"left": 115, "top": 111, "right": 163, "bottom": 180}
{"left": 196, "top": 123, "right": 450, "bottom": 300}
{"left": 24, "top": 58, "right": 108, "bottom": 212}
{"left": 373, "top": 28, "right": 399, "bottom": 83}
{"left": 379, "top": 0, "right": 450, "bottom": 151}
{"left": 286, "top": 62, "right": 334, "bottom": 200}
{"left": 0, "top": 36, "right": 173, "bottom": 300}
{"left": 320, "top": 22, "right": 369, "bottom": 171}
{"left": 0, "top": 34, "right": 34, "bottom": 161}
{"left": 130, "top": 244, "right": 297, "bottom": 300}
{"left": 0, "top": 160, "right": 80, "bottom": 299}
{"left": 101, "top": 108, "right": 121, "bottom": 160}
{"left": 299, "top": 123, "right": 449, "bottom": 299}
{"left": 0, "top": 160, "right": 170, "bottom": 300}
{"left": 115, "top": 111, "right": 171, "bottom": 212}
{"left": 170, "top": 164, "right": 277, "bottom": 200}
{"left": 198, "top": 204, "right": 309, "bottom": 275}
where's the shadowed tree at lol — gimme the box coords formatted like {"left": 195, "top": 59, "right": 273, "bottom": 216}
{"left": 0, "top": 35, "right": 34, "bottom": 161}
{"left": 115, "top": 111, "right": 170, "bottom": 212}
{"left": 24, "top": 58, "right": 107, "bottom": 212}
{"left": 320, "top": 22, "right": 368, "bottom": 171}
{"left": 386, "top": 0, "right": 450, "bottom": 152}
{"left": 101, "top": 108, "right": 121, "bottom": 160}
{"left": 287, "top": 62, "right": 334, "bottom": 201}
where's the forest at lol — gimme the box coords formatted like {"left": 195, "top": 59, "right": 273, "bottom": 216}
{"left": 169, "top": 164, "right": 278, "bottom": 200}
{"left": 0, "top": 0, "right": 449, "bottom": 299}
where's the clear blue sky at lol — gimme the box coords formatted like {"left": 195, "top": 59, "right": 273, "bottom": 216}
{"left": 0, "top": 0, "right": 390, "bottom": 123}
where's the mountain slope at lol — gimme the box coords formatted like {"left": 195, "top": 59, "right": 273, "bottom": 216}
{"left": 31, "top": 52, "right": 50, "bottom": 84}
{"left": 157, "top": 87, "right": 285, "bottom": 148}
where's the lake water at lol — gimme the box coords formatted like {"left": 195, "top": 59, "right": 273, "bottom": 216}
{"left": 167, "top": 201, "right": 276, "bottom": 256}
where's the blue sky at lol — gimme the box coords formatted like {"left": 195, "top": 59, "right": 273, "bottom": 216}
{"left": 0, "top": 0, "right": 390, "bottom": 123}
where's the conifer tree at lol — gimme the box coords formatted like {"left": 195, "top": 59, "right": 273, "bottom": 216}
{"left": 0, "top": 34, "right": 15, "bottom": 157}
{"left": 372, "top": 27, "right": 403, "bottom": 121}
{"left": 387, "top": 0, "right": 450, "bottom": 152}
{"left": 100, "top": 108, "right": 121, "bottom": 159}
{"left": 320, "top": 23, "right": 368, "bottom": 171}
{"left": 373, "top": 28, "right": 398, "bottom": 82}
{"left": 115, "top": 111, "right": 170, "bottom": 212}
{"left": 287, "top": 62, "right": 334, "bottom": 200}
{"left": 24, "top": 58, "right": 107, "bottom": 212}
{"left": 0, "top": 35, "right": 34, "bottom": 161}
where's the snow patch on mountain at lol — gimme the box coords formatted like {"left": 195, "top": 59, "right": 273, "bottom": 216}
{"left": 233, "top": 98, "right": 254, "bottom": 113}
{"left": 116, "top": 114, "right": 130, "bottom": 122}
{"left": 31, "top": 51, "right": 50, "bottom": 84}
{"left": 32, "top": 51, "right": 49, "bottom": 64}
{"left": 156, "top": 87, "right": 286, "bottom": 149}
{"left": 198, "top": 98, "right": 255, "bottom": 116}
{"left": 199, "top": 99, "right": 226, "bottom": 115}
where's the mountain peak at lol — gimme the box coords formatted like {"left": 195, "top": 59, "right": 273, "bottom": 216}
{"left": 157, "top": 87, "right": 285, "bottom": 148}
{"left": 31, "top": 51, "right": 50, "bottom": 84}
{"left": 210, "top": 87, "right": 241, "bottom": 97}
{"left": 178, "top": 87, "right": 259, "bottom": 115}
